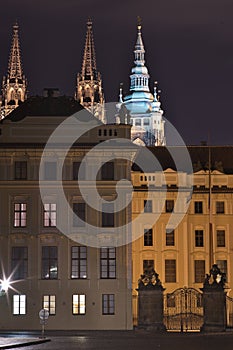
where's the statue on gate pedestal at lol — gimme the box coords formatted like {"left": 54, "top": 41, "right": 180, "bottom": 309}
{"left": 203, "top": 264, "right": 226, "bottom": 291}
{"left": 137, "top": 265, "right": 164, "bottom": 291}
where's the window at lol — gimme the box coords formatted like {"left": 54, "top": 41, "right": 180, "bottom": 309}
{"left": 11, "top": 247, "right": 28, "bottom": 280}
{"left": 72, "top": 294, "right": 86, "bottom": 315}
{"left": 144, "top": 200, "right": 152, "bottom": 213}
{"left": 216, "top": 260, "right": 228, "bottom": 282}
{"left": 43, "top": 204, "right": 56, "bottom": 227}
{"left": 13, "top": 295, "right": 26, "bottom": 315}
{"left": 73, "top": 203, "right": 86, "bottom": 227}
{"left": 14, "top": 203, "right": 27, "bottom": 227}
{"left": 217, "top": 230, "right": 225, "bottom": 247}
{"left": 102, "top": 203, "right": 114, "bottom": 227}
{"left": 194, "top": 201, "right": 203, "bottom": 214}
{"left": 15, "top": 161, "right": 27, "bottom": 180}
{"left": 102, "top": 294, "right": 115, "bottom": 315}
{"left": 44, "top": 161, "right": 57, "bottom": 180}
{"left": 143, "top": 118, "right": 150, "bottom": 126}
{"left": 73, "top": 162, "right": 86, "bottom": 181}
{"left": 195, "top": 230, "right": 204, "bottom": 247}
{"left": 135, "top": 119, "right": 141, "bottom": 126}
{"left": 41, "top": 246, "right": 58, "bottom": 279}
{"left": 165, "top": 200, "right": 174, "bottom": 213}
{"left": 216, "top": 201, "right": 225, "bottom": 214}
{"left": 100, "top": 247, "right": 116, "bottom": 279}
{"left": 194, "top": 260, "right": 205, "bottom": 283}
{"left": 43, "top": 295, "right": 56, "bottom": 315}
{"left": 101, "top": 161, "right": 114, "bottom": 180}
{"left": 166, "top": 230, "right": 175, "bottom": 246}
{"left": 165, "top": 259, "right": 176, "bottom": 283}
{"left": 71, "top": 246, "right": 87, "bottom": 279}
{"left": 143, "top": 259, "right": 154, "bottom": 273}
{"left": 144, "top": 229, "right": 153, "bottom": 246}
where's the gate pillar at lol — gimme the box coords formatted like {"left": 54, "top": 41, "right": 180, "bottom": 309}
{"left": 201, "top": 264, "right": 227, "bottom": 332}
{"left": 136, "top": 268, "right": 166, "bottom": 331}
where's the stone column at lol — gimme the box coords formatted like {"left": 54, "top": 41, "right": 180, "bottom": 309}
{"left": 201, "top": 264, "right": 227, "bottom": 332}
{"left": 136, "top": 269, "right": 166, "bottom": 331}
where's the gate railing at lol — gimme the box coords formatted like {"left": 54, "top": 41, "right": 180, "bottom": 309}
{"left": 164, "top": 287, "right": 203, "bottom": 332}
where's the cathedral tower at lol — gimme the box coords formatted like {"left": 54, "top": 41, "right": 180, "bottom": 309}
{"left": 75, "top": 19, "right": 106, "bottom": 124}
{"left": 116, "top": 21, "right": 165, "bottom": 146}
{"left": 1, "top": 22, "right": 27, "bottom": 119}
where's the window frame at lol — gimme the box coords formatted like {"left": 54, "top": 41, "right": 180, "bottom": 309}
{"left": 71, "top": 246, "right": 87, "bottom": 279}
{"left": 195, "top": 230, "right": 204, "bottom": 247}
{"left": 13, "top": 203, "right": 27, "bottom": 227}
{"left": 42, "top": 295, "right": 56, "bottom": 315}
{"left": 194, "top": 201, "right": 203, "bottom": 214}
{"left": 194, "top": 260, "right": 205, "bottom": 283}
{"left": 165, "top": 259, "right": 176, "bottom": 283}
{"left": 144, "top": 228, "right": 153, "bottom": 246}
{"left": 102, "top": 294, "right": 115, "bottom": 315}
{"left": 14, "top": 161, "right": 27, "bottom": 180}
{"left": 41, "top": 246, "right": 58, "bottom": 280}
{"left": 11, "top": 246, "right": 28, "bottom": 280}
{"left": 100, "top": 247, "right": 116, "bottom": 279}
{"left": 216, "top": 201, "right": 225, "bottom": 214}
{"left": 165, "top": 200, "right": 174, "bottom": 213}
{"left": 43, "top": 203, "right": 57, "bottom": 227}
{"left": 13, "top": 294, "right": 26, "bottom": 315}
{"left": 72, "top": 294, "right": 86, "bottom": 315}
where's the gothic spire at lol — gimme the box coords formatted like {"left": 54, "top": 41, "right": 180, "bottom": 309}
{"left": 81, "top": 18, "right": 98, "bottom": 81}
{"left": 8, "top": 21, "right": 23, "bottom": 80}
{"left": 75, "top": 19, "right": 106, "bottom": 124}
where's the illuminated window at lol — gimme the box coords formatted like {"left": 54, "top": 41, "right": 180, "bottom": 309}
{"left": 71, "top": 246, "right": 87, "bottom": 279}
{"left": 72, "top": 294, "right": 86, "bottom": 315}
{"left": 11, "top": 247, "right": 28, "bottom": 280}
{"left": 102, "top": 294, "right": 115, "bottom": 315}
{"left": 43, "top": 295, "right": 56, "bottom": 315}
{"left": 41, "top": 246, "right": 58, "bottom": 279}
{"left": 14, "top": 203, "right": 27, "bottom": 227}
{"left": 100, "top": 247, "right": 116, "bottom": 279}
{"left": 13, "top": 295, "right": 26, "bottom": 315}
{"left": 43, "top": 204, "right": 56, "bottom": 227}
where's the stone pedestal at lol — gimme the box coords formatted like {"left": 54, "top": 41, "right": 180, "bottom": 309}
{"left": 137, "top": 287, "right": 165, "bottom": 331}
{"left": 201, "top": 264, "right": 227, "bottom": 332}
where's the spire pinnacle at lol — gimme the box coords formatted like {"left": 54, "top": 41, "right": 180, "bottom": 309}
{"left": 81, "top": 18, "right": 97, "bottom": 80}
{"left": 8, "top": 21, "right": 23, "bottom": 79}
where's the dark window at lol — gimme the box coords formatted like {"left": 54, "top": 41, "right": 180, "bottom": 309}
{"left": 44, "top": 162, "right": 57, "bottom": 180}
{"left": 72, "top": 294, "right": 86, "bottom": 314}
{"left": 14, "top": 203, "right": 27, "bottom": 227}
{"left": 41, "top": 246, "right": 58, "bottom": 279}
{"left": 216, "top": 201, "right": 225, "bottom": 214}
{"left": 144, "top": 200, "right": 152, "bottom": 213}
{"left": 194, "top": 201, "right": 203, "bottom": 214}
{"left": 102, "top": 203, "right": 114, "bottom": 227}
{"left": 101, "top": 162, "right": 114, "bottom": 180}
{"left": 165, "top": 259, "right": 176, "bottom": 283}
{"left": 43, "top": 295, "right": 56, "bottom": 315}
{"left": 166, "top": 200, "right": 174, "bottom": 213}
{"left": 144, "top": 229, "right": 153, "bottom": 246}
{"left": 15, "top": 161, "right": 27, "bottom": 180}
{"left": 143, "top": 259, "right": 154, "bottom": 273}
{"left": 71, "top": 246, "right": 87, "bottom": 279}
{"left": 11, "top": 247, "right": 28, "bottom": 280}
{"left": 73, "top": 162, "right": 86, "bottom": 180}
{"left": 98, "top": 129, "right": 102, "bottom": 136}
{"left": 100, "top": 247, "right": 116, "bottom": 279}
{"left": 195, "top": 230, "right": 204, "bottom": 247}
{"left": 216, "top": 260, "right": 228, "bottom": 282}
{"left": 194, "top": 260, "right": 205, "bottom": 283}
{"left": 217, "top": 230, "right": 225, "bottom": 247}
{"left": 43, "top": 204, "right": 56, "bottom": 227}
{"left": 102, "top": 294, "right": 115, "bottom": 315}
{"left": 73, "top": 203, "right": 86, "bottom": 227}
{"left": 166, "top": 230, "right": 175, "bottom": 246}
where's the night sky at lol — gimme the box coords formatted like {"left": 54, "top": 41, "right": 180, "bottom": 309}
{"left": 0, "top": 0, "right": 233, "bottom": 146}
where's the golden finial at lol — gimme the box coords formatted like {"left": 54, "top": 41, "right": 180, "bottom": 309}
{"left": 137, "top": 16, "right": 142, "bottom": 30}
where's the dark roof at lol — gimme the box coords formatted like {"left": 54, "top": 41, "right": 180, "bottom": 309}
{"left": 133, "top": 146, "right": 233, "bottom": 174}
{"left": 0, "top": 95, "right": 94, "bottom": 122}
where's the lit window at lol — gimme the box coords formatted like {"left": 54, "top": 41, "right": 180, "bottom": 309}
{"left": 14, "top": 203, "right": 27, "bottom": 227}
{"left": 43, "top": 204, "right": 56, "bottom": 227}
{"left": 43, "top": 295, "right": 56, "bottom": 315}
{"left": 41, "top": 246, "right": 58, "bottom": 279}
{"left": 100, "top": 247, "right": 116, "bottom": 279}
{"left": 72, "top": 294, "right": 86, "bottom": 315}
{"left": 13, "top": 295, "right": 26, "bottom": 315}
{"left": 102, "top": 294, "right": 115, "bottom": 315}
{"left": 71, "top": 246, "right": 87, "bottom": 279}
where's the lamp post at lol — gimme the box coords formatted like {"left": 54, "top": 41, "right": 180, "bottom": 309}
{"left": 0, "top": 278, "right": 10, "bottom": 296}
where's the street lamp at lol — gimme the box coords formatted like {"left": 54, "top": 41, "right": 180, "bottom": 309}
{"left": 0, "top": 278, "right": 10, "bottom": 296}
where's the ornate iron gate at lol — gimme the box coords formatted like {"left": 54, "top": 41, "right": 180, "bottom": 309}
{"left": 226, "top": 296, "right": 233, "bottom": 328}
{"left": 164, "top": 287, "right": 203, "bottom": 332}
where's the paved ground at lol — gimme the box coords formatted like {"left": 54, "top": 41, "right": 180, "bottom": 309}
{"left": 0, "top": 337, "right": 50, "bottom": 349}
{"left": 1, "top": 331, "right": 233, "bottom": 350}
